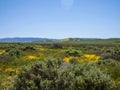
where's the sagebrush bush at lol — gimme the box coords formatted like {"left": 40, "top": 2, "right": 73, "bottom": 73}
{"left": 10, "top": 58, "right": 116, "bottom": 90}
{"left": 97, "top": 59, "right": 119, "bottom": 66}
{"left": 102, "top": 49, "right": 120, "bottom": 61}
{"left": 22, "top": 46, "right": 36, "bottom": 51}
{"left": 65, "top": 49, "right": 83, "bottom": 57}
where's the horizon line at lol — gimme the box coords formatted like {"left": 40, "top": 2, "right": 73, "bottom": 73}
{"left": 0, "top": 37, "right": 120, "bottom": 39}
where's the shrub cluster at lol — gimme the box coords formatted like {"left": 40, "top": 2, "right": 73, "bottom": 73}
{"left": 65, "top": 49, "right": 82, "bottom": 57}
{"left": 102, "top": 49, "right": 120, "bottom": 61}
{"left": 10, "top": 58, "right": 116, "bottom": 90}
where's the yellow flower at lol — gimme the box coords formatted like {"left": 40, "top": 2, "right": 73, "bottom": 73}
{"left": 63, "top": 56, "right": 73, "bottom": 63}
{"left": 63, "top": 54, "right": 100, "bottom": 63}
{"left": 0, "top": 50, "right": 5, "bottom": 54}
{"left": 80, "top": 54, "right": 100, "bottom": 62}
{"left": 15, "top": 68, "right": 20, "bottom": 73}
{"left": 27, "top": 55, "right": 37, "bottom": 59}
{"left": 64, "top": 57, "right": 70, "bottom": 62}
{"left": 5, "top": 68, "right": 14, "bottom": 73}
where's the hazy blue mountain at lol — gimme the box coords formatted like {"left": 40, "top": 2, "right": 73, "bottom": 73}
{"left": 0, "top": 37, "right": 58, "bottom": 42}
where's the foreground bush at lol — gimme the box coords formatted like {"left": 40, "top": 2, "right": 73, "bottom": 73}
{"left": 65, "top": 49, "right": 83, "bottom": 57}
{"left": 10, "top": 58, "right": 116, "bottom": 90}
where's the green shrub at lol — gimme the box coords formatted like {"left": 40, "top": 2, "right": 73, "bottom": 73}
{"left": 65, "top": 49, "right": 83, "bottom": 57}
{"left": 10, "top": 59, "right": 116, "bottom": 90}
{"left": 102, "top": 49, "right": 120, "bottom": 61}
{"left": 8, "top": 49, "right": 20, "bottom": 58}
{"left": 97, "top": 59, "right": 119, "bottom": 66}
{"left": 22, "top": 46, "right": 36, "bottom": 51}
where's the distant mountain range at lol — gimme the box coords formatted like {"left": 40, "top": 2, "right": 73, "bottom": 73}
{"left": 0, "top": 37, "right": 58, "bottom": 42}
{"left": 0, "top": 37, "right": 119, "bottom": 42}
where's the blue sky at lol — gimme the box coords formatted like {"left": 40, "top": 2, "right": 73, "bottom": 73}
{"left": 0, "top": 0, "right": 120, "bottom": 39}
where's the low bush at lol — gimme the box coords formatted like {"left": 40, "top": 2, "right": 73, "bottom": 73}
{"left": 10, "top": 58, "right": 116, "bottom": 90}
{"left": 65, "top": 49, "right": 83, "bottom": 57}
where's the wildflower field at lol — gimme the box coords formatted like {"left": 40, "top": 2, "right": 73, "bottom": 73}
{"left": 0, "top": 39, "right": 120, "bottom": 90}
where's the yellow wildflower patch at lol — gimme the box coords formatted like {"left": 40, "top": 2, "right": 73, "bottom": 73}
{"left": 0, "top": 50, "right": 5, "bottom": 54}
{"left": 63, "top": 54, "right": 100, "bottom": 63}
{"left": 63, "top": 57, "right": 72, "bottom": 63}
{"left": 15, "top": 68, "right": 20, "bottom": 73}
{"left": 27, "top": 55, "right": 37, "bottom": 59}
{"left": 81, "top": 54, "right": 100, "bottom": 62}
{"left": 5, "top": 68, "right": 14, "bottom": 73}
{"left": 5, "top": 68, "right": 20, "bottom": 74}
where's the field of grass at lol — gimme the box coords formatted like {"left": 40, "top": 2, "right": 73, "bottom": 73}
{"left": 0, "top": 39, "right": 120, "bottom": 90}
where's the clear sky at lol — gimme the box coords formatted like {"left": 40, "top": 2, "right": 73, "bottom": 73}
{"left": 0, "top": 0, "right": 120, "bottom": 39}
